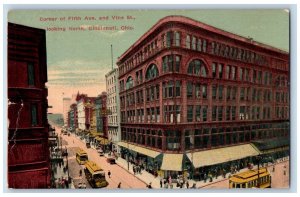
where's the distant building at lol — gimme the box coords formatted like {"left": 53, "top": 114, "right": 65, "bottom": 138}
{"left": 63, "top": 97, "right": 71, "bottom": 126}
{"left": 75, "top": 93, "right": 96, "bottom": 131}
{"left": 117, "top": 16, "right": 289, "bottom": 178}
{"left": 105, "top": 68, "right": 121, "bottom": 152}
{"left": 95, "top": 92, "right": 108, "bottom": 137}
{"left": 7, "top": 23, "right": 50, "bottom": 188}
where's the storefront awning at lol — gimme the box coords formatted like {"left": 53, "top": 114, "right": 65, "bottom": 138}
{"left": 186, "top": 144, "right": 260, "bottom": 169}
{"left": 251, "top": 137, "right": 289, "bottom": 154}
{"left": 160, "top": 154, "right": 183, "bottom": 171}
{"left": 117, "top": 142, "right": 161, "bottom": 158}
{"left": 90, "top": 131, "right": 100, "bottom": 137}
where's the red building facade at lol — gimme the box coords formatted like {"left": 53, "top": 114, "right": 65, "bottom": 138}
{"left": 8, "top": 23, "right": 50, "bottom": 188}
{"left": 117, "top": 16, "right": 289, "bottom": 155}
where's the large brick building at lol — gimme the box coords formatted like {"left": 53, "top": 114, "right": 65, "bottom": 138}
{"left": 7, "top": 23, "right": 51, "bottom": 188}
{"left": 117, "top": 16, "right": 289, "bottom": 178}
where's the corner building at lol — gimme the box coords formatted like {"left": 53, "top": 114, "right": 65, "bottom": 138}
{"left": 117, "top": 16, "right": 289, "bottom": 179}
{"left": 7, "top": 23, "right": 50, "bottom": 188}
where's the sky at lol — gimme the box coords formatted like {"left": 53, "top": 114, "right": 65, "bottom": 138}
{"left": 7, "top": 9, "right": 289, "bottom": 114}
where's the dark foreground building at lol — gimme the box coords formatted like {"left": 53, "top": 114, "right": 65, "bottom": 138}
{"left": 7, "top": 23, "right": 50, "bottom": 188}
{"left": 117, "top": 16, "right": 289, "bottom": 179}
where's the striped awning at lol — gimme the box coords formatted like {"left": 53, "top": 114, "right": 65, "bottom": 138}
{"left": 186, "top": 144, "right": 260, "bottom": 168}
{"left": 160, "top": 154, "right": 183, "bottom": 171}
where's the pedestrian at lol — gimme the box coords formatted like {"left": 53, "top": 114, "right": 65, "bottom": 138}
{"left": 191, "top": 183, "right": 196, "bottom": 189}
{"left": 160, "top": 179, "right": 163, "bottom": 188}
{"left": 108, "top": 170, "right": 111, "bottom": 178}
{"left": 79, "top": 169, "right": 82, "bottom": 177}
{"left": 133, "top": 166, "right": 136, "bottom": 175}
{"left": 186, "top": 181, "right": 189, "bottom": 189}
{"left": 117, "top": 182, "right": 121, "bottom": 188}
{"left": 273, "top": 166, "right": 275, "bottom": 172}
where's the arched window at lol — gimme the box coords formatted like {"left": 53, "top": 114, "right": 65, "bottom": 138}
{"left": 187, "top": 59, "right": 208, "bottom": 77}
{"left": 126, "top": 76, "right": 134, "bottom": 90}
{"left": 146, "top": 64, "right": 159, "bottom": 80}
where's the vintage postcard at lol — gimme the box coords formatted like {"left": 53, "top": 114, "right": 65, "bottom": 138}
{"left": 6, "top": 9, "right": 290, "bottom": 190}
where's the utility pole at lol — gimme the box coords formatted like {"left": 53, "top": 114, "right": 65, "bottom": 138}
{"left": 111, "top": 44, "right": 114, "bottom": 70}
{"left": 257, "top": 155, "right": 261, "bottom": 188}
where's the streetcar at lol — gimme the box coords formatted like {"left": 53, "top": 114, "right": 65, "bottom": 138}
{"left": 84, "top": 160, "right": 108, "bottom": 188}
{"left": 76, "top": 149, "right": 88, "bottom": 165}
{"left": 229, "top": 167, "right": 271, "bottom": 189}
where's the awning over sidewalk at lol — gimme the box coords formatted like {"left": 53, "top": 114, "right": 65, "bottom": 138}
{"left": 117, "top": 141, "right": 161, "bottom": 158}
{"left": 160, "top": 154, "right": 183, "bottom": 171}
{"left": 251, "top": 137, "right": 289, "bottom": 154}
{"left": 186, "top": 144, "right": 260, "bottom": 168}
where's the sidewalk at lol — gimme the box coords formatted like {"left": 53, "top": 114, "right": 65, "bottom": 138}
{"left": 112, "top": 154, "right": 290, "bottom": 189}
{"left": 114, "top": 155, "right": 161, "bottom": 188}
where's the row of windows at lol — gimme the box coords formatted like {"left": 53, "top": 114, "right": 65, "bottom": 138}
{"left": 210, "top": 41, "right": 268, "bottom": 66}
{"left": 120, "top": 56, "right": 288, "bottom": 93}
{"left": 119, "top": 38, "right": 159, "bottom": 75}
{"left": 121, "top": 125, "right": 289, "bottom": 151}
{"left": 119, "top": 29, "right": 288, "bottom": 77}
{"left": 120, "top": 84, "right": 287, "bottom": 110}
{"left": 107, "top": 75, "right": 116, "bottom": 86}
{"left": 120, "top": 104, "right": 288, "bottom": 123}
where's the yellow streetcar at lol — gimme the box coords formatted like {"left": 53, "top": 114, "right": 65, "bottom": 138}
{"left": 76, "top": 149, "right": 88, "bottom": 165}
{"left": 84, "top": 160, "right": 108, "bottom": 188}
{"left": 229, "top": 168, "right": 272, "bottom": 189}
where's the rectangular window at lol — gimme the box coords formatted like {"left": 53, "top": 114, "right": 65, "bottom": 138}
{"left": 212, "top": 85, "right": 217, "bottom": 100}
{"left": 239, "top": 68, "right": 244, "bottom": 81}
{"left": 240, "top": 87, "right": 245, "bottom": 101}
{"left": 212, "top": 106, "right": 217, "bottom": 121}
{"left": 187, "top": 105, "right": 193, "bottom": 122}
{"left": 218, "top": 106, "right": 223, "bottom": 121}
{"left": 258, "top": 71, "right": 262, "bottom": 84}
{"left": 218, "top": 64, "right": 223, "bottom": 79}
{"left": 156, "top": 84, "right": 160, "bottom": 100}
{"left": 203, "top": 40, "right": 207, "bottom": 52}
{"left": 226, "top": 106, "right": 231, "bottom": 121}
{"left": 187, "top": 82, "right": 193, "bottom": 99}
{"left": 218, "top": 85, "right": 223, "bottom": 100}
{"left": 202, "top": 85, "right": 207, "bottom": 99}
{"left": 190, "top": 83, "right": 198, "bottom": 100}
{"left": 28, "top": 63, "right": 35, "bottom": 86}
{"left": 175, "top": 32, "right": 180, "bottom": 47}
{"left": 245, "top": 69, "right": 249, "bottom": 81}
{"left": 175, "top": 81, "right": 181, "bottom": 97}
{"left": 175, "top": 55, "right": 181, "bottom": 72}
{"left": 225, "top": 65, "right": 230, "bottom": 79}
{"left": 212, "top": 63, "right": 217, "bottom": 78}
{"left": 31, "top": 104, "right": 38, "bottom": 126}
{"left": 186, "top": 35, "right": 191, "bottom": 49}
{"left": 231, "top": 66, "right": 236, "bottom": 80}
{"left": 203, "top": 106, "right": 208, "bottom": 121}
{"left": 232, "top": 87, "right": 237, "bottom": 100}
{"left": 231, "top": 106, "right": 236, "bottom": 120}
{"left": 239, "top": 106, "right": 245, "bottom": 120}
{"left": 227, "top": 86, "right": 231, "bottom": 100}
{"left": 253, "top": 70, "right": 257, "bottom": 83}
{"left": 195, "top": 105, "right": 201, "bottom": 122}
{"left": 166, "top": 31, "right": 172, "bottom": 47}
{"left": 197, "top": 38, "right": 202, "bottom": 51}
{"left": 192, "top": 36, "right": 196, "bottom": 50}
{"left": 168, "top": 81, "right": 174, "bottom": 97}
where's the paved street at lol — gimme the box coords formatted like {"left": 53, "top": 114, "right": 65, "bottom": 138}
{"left": 57, "top": 127, "right": 147, "bottom": 189}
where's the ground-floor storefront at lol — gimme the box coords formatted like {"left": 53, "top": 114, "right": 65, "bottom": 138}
{"left": 117, "top": 139, "right": 290, "bottom": 182}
